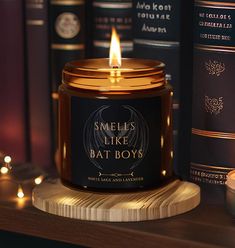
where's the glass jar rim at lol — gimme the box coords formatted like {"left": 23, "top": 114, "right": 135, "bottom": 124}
{"left": 62, "top": 58, "right": 166, "bottom": 91}
{"left": 63, "top": 58, "right": 165, "bottom": 78}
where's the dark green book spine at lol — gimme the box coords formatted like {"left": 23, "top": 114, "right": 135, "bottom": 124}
{"left": 50, "top": 0, "right": 86, "bottom": 152}
{"left": 50, "top": 0, "right": 86, "bottom": 90}
{"left": 191, "top": 0, "right": 235, "bottom": 185}
{"left": 133, "top": 0, "right": 182, "bottom": 175}
{"left": 92, "top": 0, "right": 133, "bottom": 57}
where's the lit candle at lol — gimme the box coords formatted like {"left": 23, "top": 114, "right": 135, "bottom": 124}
{"left": 58, "top": 28, "right": 173, "bottom": 191}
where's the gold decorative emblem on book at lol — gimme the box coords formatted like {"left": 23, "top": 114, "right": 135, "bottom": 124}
{"left": 55, "top": 12, "right": 80, "bottom": 39}
{"left": 205, "top": 60, "right": 225, "bottom": 76}
{"left": 205, "top": 95, "right": 223, "bottom": 115}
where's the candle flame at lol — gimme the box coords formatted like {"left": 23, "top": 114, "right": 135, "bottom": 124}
{"left": 17, "top": 185, "right": 24, "bottom": 199}
{"left": 109, "top": 27, "right": 121, "bottom": 68}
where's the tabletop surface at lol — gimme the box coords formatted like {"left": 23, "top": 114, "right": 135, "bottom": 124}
{"left": 0, "top": 178, "right": 234, "bottom": 248}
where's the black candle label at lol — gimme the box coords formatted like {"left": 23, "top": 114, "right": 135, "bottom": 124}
{"left": 70, "top": 96, "right": 163, "bottom": 189}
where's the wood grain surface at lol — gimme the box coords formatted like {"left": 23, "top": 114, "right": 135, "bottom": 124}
{"left": 0, "top": 181, "right": 234, "bottom": 247}
{"left": 32, "top": 179, "right": 200, "bottom": 222}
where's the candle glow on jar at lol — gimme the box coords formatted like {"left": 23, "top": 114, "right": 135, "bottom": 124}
{"left": 58, "top": 28, "right": 173, "bottom": 191}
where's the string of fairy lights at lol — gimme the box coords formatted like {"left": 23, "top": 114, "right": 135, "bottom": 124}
{"left": 0, "top": 152, "right": 44, "bottom": 199}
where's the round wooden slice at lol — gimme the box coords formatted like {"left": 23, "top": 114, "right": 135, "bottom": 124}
{"left": 32, "top": 179, "right": 200, "bottom": 222}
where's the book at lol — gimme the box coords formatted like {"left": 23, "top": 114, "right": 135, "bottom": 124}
{"left": 85, "top": 0, "right": 94, "bottom": 58}
{"left": 50, "top": 0, "right": 86, "bottom": 91}
{"left": 49, "top": 0, "right": 86, "bottom": 153}
{"left": 132, "top": 0, "right": 183, "bottom": 175}
{"left": 191, "top": 0, "right": 235, "bottom": 185}
{"left": 178, "top": 0, "right": 194, "bottom": 179}
{"left": 25, "top": 0, "right": 53, "bottom": 169}
{"left": 91, "top": 0, "right": 133, "bottom": 57}
{"left": 0, "top": 0, "right": 28, "bottom": 163}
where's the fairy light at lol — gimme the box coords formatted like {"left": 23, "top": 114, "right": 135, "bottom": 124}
{"left": 162, "top": 170, "right": 167, "bottom": 176}
{"left": 0, "top": 152, "right": 45, "bottom": 200}
{"left": 4, "top": 156, "right": 11, "bottom": 163}
{"left": 17, "top": 185, "right": 24, "bottom": 199}
{"left": 0, "top": 155, "right": 12, "bottom": 175}
{"left": 34, "top": 176, "right": 44, "bottom": 185}
{"left": 0, "top": 166, "right": 9, "bottom": 174}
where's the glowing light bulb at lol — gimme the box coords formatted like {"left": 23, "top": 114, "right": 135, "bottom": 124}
{"left": 34, "top": 176, "right": 44, "bottom": 185}
{"left": 17, "top": 185, "right": 24, "bottom": 199}
{"left": 0, "top": 166, "right": 9, "bottom": 174}
{"left": 162, "top": 170, "right": 167, "bottom": 176}
{"left": 4, "top": 156, "right": 11, "bottom": 163}
{"left": 51, "top": 92, "right": 59, "bottom": 100}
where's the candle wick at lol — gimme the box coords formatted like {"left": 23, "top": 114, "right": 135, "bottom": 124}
{"left": 112, "top": 66, "right": 119, "bottom": 69}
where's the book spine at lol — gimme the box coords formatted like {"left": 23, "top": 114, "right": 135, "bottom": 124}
{"left": 133, "top": 0, "right": 181, "bottom": 174}
{"left": 85, "top": 0, "right": 94, "bottom": 58}
{"left": 50, "top": 0, "right": 86, "bottom": 154}
{"left": 92, "top": 0, "right": 133, "bottom": 57}
{"left": 25, "top": 0, "right": 53, "bottom": 168}
{"left": 50, "top": 0, "right": 86, "bottom": 90}
{"left": 0, "top": 0, "right": 28, "bottom": 162}
{"left": 191, "top": 0, "right": 235, "bottom": 185}
{"left": 178, "top": 0, "right": 194, "bottom": 179}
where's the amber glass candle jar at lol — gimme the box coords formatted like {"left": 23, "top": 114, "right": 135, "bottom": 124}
{"left": 59, "top": 58, "right": 173, "bottom": 191}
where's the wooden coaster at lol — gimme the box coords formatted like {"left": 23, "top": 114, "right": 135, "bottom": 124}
{"left": 32, "top": 179, "right": 200, "bottom": 222}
